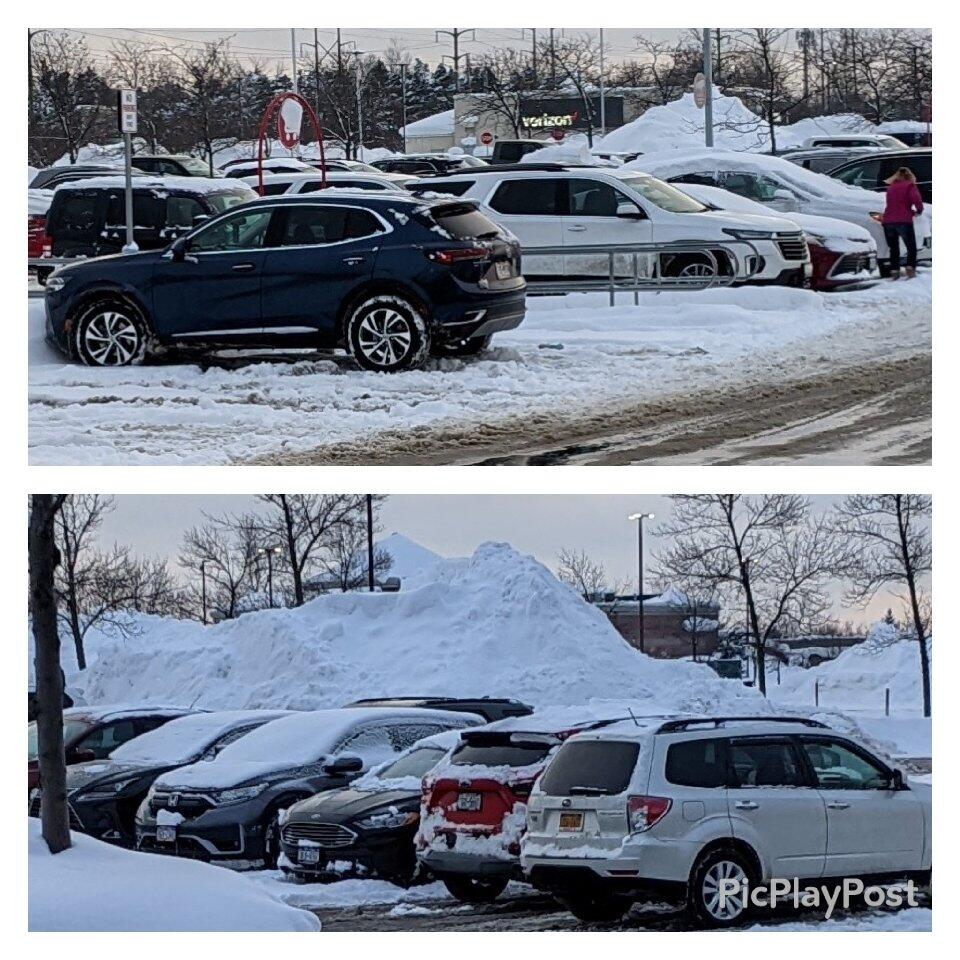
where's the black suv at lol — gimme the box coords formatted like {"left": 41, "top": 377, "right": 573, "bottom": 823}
{"left": 829, "top": 149, "right": 932, "bottom": 204}
{"left": 44, "top": 193, "right": 526, "bottom": 372}
{"left": 43, "top": 176, "right": 257, "bottom": 259}
{"left": 347, "top": 697, "right": 533, "bottom": 723}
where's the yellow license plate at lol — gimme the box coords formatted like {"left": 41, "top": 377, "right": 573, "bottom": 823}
{"left": 558, "top": 811, "right": 584, "bottom": 831}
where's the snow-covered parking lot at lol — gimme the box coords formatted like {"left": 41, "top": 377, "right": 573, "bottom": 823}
{"left": 28, "top": 274, "right": 930, "bottom": 465}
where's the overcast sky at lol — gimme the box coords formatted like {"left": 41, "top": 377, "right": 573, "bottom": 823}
{"left": 94, "top": 494, "right": 918, "bottom": 627}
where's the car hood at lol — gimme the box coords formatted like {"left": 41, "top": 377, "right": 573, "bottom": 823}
{"left": 65, "top": 759, "right": 158, "bottom": 793}
{"left": 288, "top": 786, "right": 418, "bottom": 824}
{"left": 55, "top": 248, "right": 168, "bottom": 277}
{"left": 689, "top": 209, "right": 802, "bottom": 234}
{"left": 155, "top": 759, "right": 296, "bottom": 791}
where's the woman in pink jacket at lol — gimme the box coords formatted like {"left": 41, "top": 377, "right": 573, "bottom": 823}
{"left": 881, "top": 167, "right": 925, "bottom": 279}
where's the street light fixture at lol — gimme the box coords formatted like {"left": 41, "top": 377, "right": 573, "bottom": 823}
{"left": 628, "top": 512, "right": 655, "bottom": 654}
{"left": 259, "top": 545, "right": 283, "bottom": 608}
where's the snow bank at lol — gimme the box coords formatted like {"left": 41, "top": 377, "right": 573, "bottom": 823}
{"left": 400, "top": 108, "right": 455, "bottom": 137}
{"left": 378, "top": 532, "right": 443, "bottom": 581}
{"left": 520, "top": 135, "right": 614, "bottom": 166}
{"left": 67, "top": 542, "right": 763, "bottom": 716}
{"left": 28, "top": 820, "right": 320, "bottom": 931}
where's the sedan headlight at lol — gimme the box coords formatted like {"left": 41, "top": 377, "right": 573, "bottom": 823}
{"left": 45, "top": 273, "right": 67, "bottom": 292}
{"left": 722, "top": 228, "right": 776, "bottom": 240}
{"left": 355, "top": 810, "right": 419, "bottom": 831}
{"left": 81, "top": 777, "right": 139, "bottom": 798}
{"left": 209, "top": 783, "right": 269, "bottom": 805}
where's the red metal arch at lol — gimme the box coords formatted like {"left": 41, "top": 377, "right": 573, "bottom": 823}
{"left": 255, "top": 92, "right": 326, "bottom": 195}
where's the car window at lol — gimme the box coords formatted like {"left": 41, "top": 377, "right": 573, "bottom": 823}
{"left": 617, "top": 175, "right": 706, "bottom": 213}
{"left": 729, "top": 738, "right": 805, "bottom": 788}
{"left": 428, "top": 203, "right": 500, "bottom": 239}
{"left": 670, "top": 173, "right": 719, "bottom": 188}
{"left": 77, "top": 719, "right": 137, "bottom": 759}
{"left": 567, "top": 178, "right": 624, "bottom": 217}
{"left": 539, "top": 740, "right": 640, "bottom": 796}
{"left": 904, "top": 155, "right": 931, "bottom": 182}
{"left": 834, "top": 159, "right": 882, "bottom": 188}
{"left": 207, "top": 190, "right": 256, "bottom": 213}
{"left": 808, "top": 155, "right": 846, "bottom": 173}
{"left": 376, "top": 746, "right": 446, "bottom": 780}
{"left": 718, "top": 172, "right": 782, "bottom": 202}
{"left": 29, "top": 719, "right": 92, "bottom": 761}
{"left": 260, "top": 182, "right": 290, "bottom": 196}
{"left": 205, "top": 723, "right": 262, "bottom": 757}
{"left": 449, "top": 738, "right": 552, "bottom": 768}
{"left": 489, "top": 178, "right": 561, "bottom": 216}
{"left": 165, "top": 196, "right": 206, "bottom": 229}
{"left": 335, "top": 724, "right": 402, "bottom": 766}
{"left": 134, "top": 159, "right": 158, "bottom": 173}
{"left": 665, "top": 737, "right": 728, "bottom": 788}
{"left": 52, "top": 192, "right": 100, "bottom": 234}
{"left": 386, "top": 723, "right": 446, "bottom": 751}
{"left": 190, "top": 208, "right": 274, "bottom": 252}
{"left": 105, "top": 193, "right": 162, "bottom": 231}
{"left": 413, "top": 180, "right": 474, "bottom": 197}
{"left": 800, "top": 739, "right": 890, "bottom": 790}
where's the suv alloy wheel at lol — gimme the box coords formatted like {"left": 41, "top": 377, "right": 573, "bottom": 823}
{"left": 689, "top": 847, "right": 755, "bottom": 928}
{"left": 74, "top": 300, "right": 148, "bottom": 367}
{"left": 347, "top": 295, "right": 429, "bottom": 372}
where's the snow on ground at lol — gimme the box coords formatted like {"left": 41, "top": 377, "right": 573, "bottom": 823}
{"left": 247, "top": 871, "right": 452, "bottom": 909}
{"left": 28, "top": 273, "right": 931, "bottom": 465}
{"left": 28, "top": 820, "right": 320, "bottom": 931}
{"left": 746, "top": 908, "right": 931, "bottom": 932}
{"left": 59, "top": 542, "right": 765, "bottom": 716}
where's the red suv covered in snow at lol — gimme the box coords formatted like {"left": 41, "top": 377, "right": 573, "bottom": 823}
{"left": 416, "top": 713, "right": 628, "bottom": 903}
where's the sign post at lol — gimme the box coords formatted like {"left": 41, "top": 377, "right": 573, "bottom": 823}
{"left": 117, "top": 89, "right": 139, "bottom": 252}
{"left": 701, "top": 28, "right": 714, "bottom": 148}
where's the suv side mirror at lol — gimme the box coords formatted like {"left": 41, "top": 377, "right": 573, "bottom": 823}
{"left": 323, "top": 753, "right": 364, "bottom": 776}
{"left": 889, "top": 768, "right": 905, "bottom": 790}
{"left": 168, "top": 236, "right": 197, "bottom": 263}
{"left": 770, "top": 189, "right": 799, "bottom": 212}
{"left": 616, "top": 201, "right": 645, "bottom": 219}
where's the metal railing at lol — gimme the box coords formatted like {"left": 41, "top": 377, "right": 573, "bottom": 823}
{"left": 522, "top": 238, "right": 762, "bottom": 305}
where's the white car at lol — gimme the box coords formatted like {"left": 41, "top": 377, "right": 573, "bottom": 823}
{"left": 677, "top": 183, "right": 878, "bottom": 289}
{"left": 521, "top": 715, "right": 931, "bottom": 927}
{"left": 628, "top": 148, "right": 931, "bottom": 273}
{"left": 410, "top": 166, "right": 811, "bottom": 286}
{"left": 242, "top": 170, "right": 415, "bottom": 197}
{"left": 801, "top": 134, "right": 908, "bottom": 150}
{"left": 221, "top": 157, "right": 317, "bottom": 179}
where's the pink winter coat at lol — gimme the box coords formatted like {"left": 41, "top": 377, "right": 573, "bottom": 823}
{"left": 882, "top": 180, "right": 924, "bottom": 225}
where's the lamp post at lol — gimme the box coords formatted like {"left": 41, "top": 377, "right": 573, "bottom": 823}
{"left": 366, "top": 495, "right": 375, "bottom": 592}
{"left": 627, "top": 512, "right": 655, "bottom": 653}
{"left": 199, "top": 559, "right": 209, "bottom": 625}
{"left": 259, "top": 546, "right": 282, "bottom": 607}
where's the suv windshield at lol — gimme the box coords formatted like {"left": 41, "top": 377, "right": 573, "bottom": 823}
{"left": 538, "top": 740, "right": 640, "bottom": 795}
{"left": 179, "top": 156, "right": 214, "bottom": 176}
{"left": 450, "top": 737, "right": 552, "bottom": 768}
{"left": 619, "top": 175, "right": 707, "bottom": 213}
{"left": 426, "top": 203, "right": 501, "bottom": 239}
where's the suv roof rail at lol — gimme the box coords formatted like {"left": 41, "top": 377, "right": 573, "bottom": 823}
{"left": 655, "top": 716, "right": 828, "bottom": 734}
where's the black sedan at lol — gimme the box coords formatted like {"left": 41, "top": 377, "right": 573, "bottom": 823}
{"left": 29, "top": 710, "right": 288, "bottom": 846}
{"left": 280, "top": 731, "right": 460, "bottom": 885}
{"left": 43, "top": 193, "right": 526, "bottom": 373}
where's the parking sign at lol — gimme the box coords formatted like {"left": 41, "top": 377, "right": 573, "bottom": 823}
{"left": 117, "top": 89, "right": 138, "bottom": 134}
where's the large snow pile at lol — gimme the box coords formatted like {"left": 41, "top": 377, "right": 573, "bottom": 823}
{"left": 67, "top": 542, "right": 763, "bottom": 715}
{"left": 378, "top": 532, "right": 443, "bottom": 581}
{"left": 400, "top": 108, "right": 455, "bottom": 137}
{"left": 519, "top": 134, "right": 615, "bottom": 166}
{"left": 28, "top": 820, "right": 319, "bottom": 931}
{"left": 772, "top": 622, "right": 930, "bottom": 717}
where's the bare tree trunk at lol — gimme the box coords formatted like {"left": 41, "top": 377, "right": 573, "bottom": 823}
{"left": 29, "top": 494, "right": 71, "bottom": 854}
{"left": 896, "top": 496, "right": 931, "bottom": 717}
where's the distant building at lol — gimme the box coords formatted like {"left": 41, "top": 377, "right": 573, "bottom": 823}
{"left": 594, "top": 592, "right": 720, "bottom": 659}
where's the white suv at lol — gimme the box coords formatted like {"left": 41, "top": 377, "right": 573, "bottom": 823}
{"left": 241, "top": 170, "right": 415, "bottom": 197}
{"left": 521, "top": 716, "right": 931, "bottom": 926}
{"left": 409, "top": 166, "right": 811, "bottom": 286}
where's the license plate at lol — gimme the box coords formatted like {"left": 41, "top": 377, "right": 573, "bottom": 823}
{"left": 156, "top": 825, "right": 177, "bottom": 843}
{"left": 298, "top": 846, "right": 321, "bottom": 864}
{"left": 457, "top": 792, "right": 482, "bottom": 812}
{"left": 558, "top": 812, "right": 584, "bottom": 832}
{"left": 495, "top": 261, "right": 512, "bottom": 279}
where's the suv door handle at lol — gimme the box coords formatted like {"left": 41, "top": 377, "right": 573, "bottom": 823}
{"left": 734, "top": 800, "right": 759, "bottom": 810}
{"left": 567, "top": 225, "right": 587, "bottom": 232}
{"left": 342, "top": 256, "right": 366, "bottom": 265}
{"left": 826, "top": 801, "right": 851, "bottom": 810}
{"left": 232, "top": 262, "right": 256, "bottom": 272}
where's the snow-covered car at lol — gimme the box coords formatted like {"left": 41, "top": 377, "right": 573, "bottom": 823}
{"left": 416, "top": 708, "right": 637, "bottom": 904}
{"left": 138, "top": 707, "right": 481, "bottom": 867}
{"left": 30, "top": 710, "right": 290, "bottom": 848}
{"left": 241, "top": 169, "right": 415, "bottom": 197}
{"left": 522, "top": 715, "right": 932, "bottom": 927}
{"left": 409, "top": 166, "right": 811, "bottom": 286}
{"left": 627, "top": 148, "right": 932, "bottom": 274}
{"left": 801, "top": 133, "right": 908, "bottom": 150}
{"left": 279, "top": 729, "right": 464, "bottom": 884}
{"left": 221, "top": 157, "right": 317, "bottom": 178}
{"left": 676, "top": 183, "right": 878, "bottom": 290}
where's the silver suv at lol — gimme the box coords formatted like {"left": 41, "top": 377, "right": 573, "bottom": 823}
{"left": 521, "top": 716, "right": 931, "bottom": 926}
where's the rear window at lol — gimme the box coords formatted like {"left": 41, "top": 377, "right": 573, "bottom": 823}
{"left": 417, "top": 180, "right": 474, "bottom": 197}
{"left": 538, "top": 740, "right": 640, "bottom": 796}
{"left": 428, "top": 203, "right": 501, "bottom": 239}
{"left": 490, "top": 178, "right": 560, "bottom": 216}
{"left": 665, "top": 738, "right": 728, "bottom": 788}
{"left": 450, "top": 738, "right": 551, "bottom": 769}
{"left": 50, "top": 191, "right": 99, "bottom": 234}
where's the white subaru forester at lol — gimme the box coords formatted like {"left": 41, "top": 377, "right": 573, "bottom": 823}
{"left": 521, "top": 715, "right": 931, "bottom": 926}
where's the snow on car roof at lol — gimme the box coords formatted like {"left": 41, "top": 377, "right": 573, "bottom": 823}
{"left": 59, "top": 704, "right": 193, "bottom": 723}
{"left": 108, "top": 709, "right": 291, "bottom": 765}
{"left": 53, "top": 175, "right": 248, "bottom": 196}
{"left": 253, "top": 170, "right": 410, "bottom": 183}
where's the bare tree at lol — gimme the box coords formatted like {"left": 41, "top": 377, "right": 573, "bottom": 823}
{"left": 29, "top": 494, "right": 71, "bottom": 854}
{"left": 462, "top": 49, "right": 539, "bottom": 138}
{"left": 832, "top": 495, "right": 932, "bottom": 717}
{"left": 324, "top": 523, "right": 393, "bottom": 592}
{"left": 540, "top": 33, "right": 601, "bottom": 144}
{"left": 557, "top": 548, "right": 614, "bottom": 600}
{"left": 656, "top": 495, "right": 843, "bottom": 695}
{"left": 105, "top": 39, "right": 176, "bottom": 152}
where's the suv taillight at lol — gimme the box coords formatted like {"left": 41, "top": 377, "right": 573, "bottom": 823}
{"left": 426, "top": 247, "right": 487, "bottom": 265}
{"left": 627, "top": 795, "right": 671, "bottom": 833}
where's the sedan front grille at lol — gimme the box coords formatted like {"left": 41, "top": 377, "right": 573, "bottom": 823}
{"left": 776, "top": 236, "right": 808, "bottom": 261}
{"left": 282, "top": 821, "right": 357, "bottom": 848}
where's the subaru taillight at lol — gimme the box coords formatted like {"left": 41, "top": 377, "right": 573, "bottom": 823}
{"left": 627, "top": 795, "right": 671, "bottom": 833}
{"left": 426, "top": 247, "right": 487, "bottom": 265}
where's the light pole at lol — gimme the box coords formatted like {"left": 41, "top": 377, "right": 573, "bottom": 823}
{"left": 366, "top": 495, "right": 375, "bottom": 592}
{"left": 199, "top": 559, "right": 209, "bottom": 625}
{"left": 628, "top": 513, "right": 655, "bottom": 654}
{"left": 259, "top": 545, "right": 282, "bottom": 607}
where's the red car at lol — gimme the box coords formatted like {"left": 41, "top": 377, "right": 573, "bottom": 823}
{"left": 416, "top": 713, "right": 628, "bottom": 902}
{"left": 28, "top": 706, "right": 193, "bottom": 794}
{"left": 28, "top": 189, "right": 53, "bottom": 263}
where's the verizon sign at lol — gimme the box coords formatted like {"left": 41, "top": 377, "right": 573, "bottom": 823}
{"left": 520, "top": 95, "right": 624, "bottom": 133}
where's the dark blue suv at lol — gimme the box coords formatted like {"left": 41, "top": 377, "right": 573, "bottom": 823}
{"left": 43, "top": 193, "right": 526, "bottom": 372}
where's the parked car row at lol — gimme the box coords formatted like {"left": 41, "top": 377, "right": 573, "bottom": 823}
{"left": 29, "top": 704, "right": 929, "bottom": 927}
